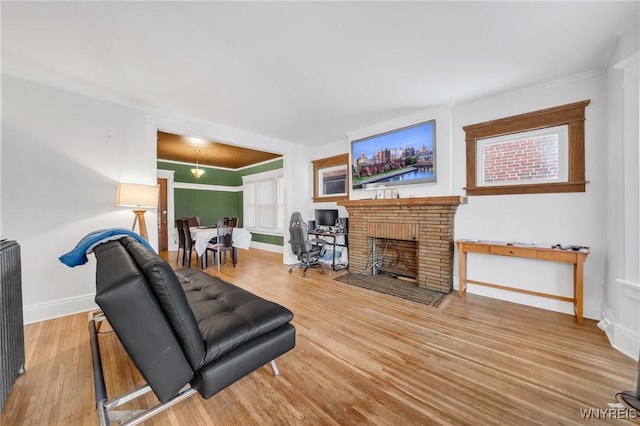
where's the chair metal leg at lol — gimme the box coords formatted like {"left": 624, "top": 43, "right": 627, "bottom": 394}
{"left": 89, "top": 311, "right": 285, "bottom": 426}
{"left": 89, "top": 311, "right": 197, "bottom": 426}
{"left": 270, "top": 360, "right": 280, "bottom": 376}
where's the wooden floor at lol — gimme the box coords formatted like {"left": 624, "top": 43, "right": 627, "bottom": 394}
{"left": 2, "top": 248, "right": 638, "bottom": 425}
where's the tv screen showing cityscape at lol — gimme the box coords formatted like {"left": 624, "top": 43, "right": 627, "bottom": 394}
{"left": 351, "top": 120, "right": 436, "bottom": 190}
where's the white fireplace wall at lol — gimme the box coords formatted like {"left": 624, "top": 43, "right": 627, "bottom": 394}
{"left": 304, "top": 28, "right": 637, "bottom": 349}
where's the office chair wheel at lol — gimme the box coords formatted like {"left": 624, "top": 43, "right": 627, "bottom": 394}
{"left": 288, "top": 267, "right": 293, "bottom": 273}
{"left": 321, "top": 270, "right": 325, "bottom": 274}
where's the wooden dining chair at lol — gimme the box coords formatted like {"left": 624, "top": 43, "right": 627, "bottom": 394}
{"left": 175, "top": 219, "right": 186, "bottom": 265}
{"left": 182, "top": 216, "right": 200, "bottom": 249}
{"left": 205, "top": 219, "right": 236, "bottom": 271}
{"left": 181, "top": 220, "right": 197, "bottom": 267}
{"left": 183, "top": 217, "right": 199, "bottom": 228}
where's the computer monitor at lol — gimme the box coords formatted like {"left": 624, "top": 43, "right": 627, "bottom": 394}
{"left": 314, "top": 209, "right": 339, "bottom": 228}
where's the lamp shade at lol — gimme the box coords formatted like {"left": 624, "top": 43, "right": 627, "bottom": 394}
{"left": 116, "top": 183, "right": 159, "bottom": 208}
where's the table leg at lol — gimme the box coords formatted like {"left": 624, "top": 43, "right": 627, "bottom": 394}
{"left": 574, "top": 256, "right": 585, "bottom": 325}
{"left": 458, "top": 244, "right": 468, "bottom": 297}
{"left": 332, "top": 237, "right": 337, "bottom": 270}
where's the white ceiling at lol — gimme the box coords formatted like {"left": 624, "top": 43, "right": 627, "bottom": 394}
{"left": 2, "top": 1, "right": 638, "bottom": 147}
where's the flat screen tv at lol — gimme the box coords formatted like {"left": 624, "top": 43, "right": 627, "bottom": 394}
{"left": 351, "top": 120, "right": 436, "bottom": 190}
{"left": 315, "top": 209, "right": 339, "bottom": 228}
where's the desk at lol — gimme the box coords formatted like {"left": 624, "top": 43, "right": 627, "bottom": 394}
{"left": 456, "top": 240, "right": 589, "bottom": 324}
{"left": 190, "top": 227, "right": 252, "bottom": 268}
{"left": 308, "top": 230, "right": 348, "bottom": 271}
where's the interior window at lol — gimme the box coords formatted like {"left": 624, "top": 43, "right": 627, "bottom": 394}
{"left": 463, "top": 100, "right": 590, "bottom": 196}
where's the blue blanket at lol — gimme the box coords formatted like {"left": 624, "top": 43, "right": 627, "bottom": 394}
{"left": 59, "top": 228, "right": 155, "bottom": 267}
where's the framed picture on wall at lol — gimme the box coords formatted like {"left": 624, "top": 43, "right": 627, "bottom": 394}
{"left": 312, "top": 153, "right": 349, "bottom": 202}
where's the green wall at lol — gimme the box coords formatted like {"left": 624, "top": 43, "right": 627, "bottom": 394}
{"left": 252, "top": 234, "right": 285, "bottom": 245}
{"left": 158, "top": 159, "right": 284, "bottom": 246}
{"left": 174, "top": 189, "right": 239, "bottom": 227}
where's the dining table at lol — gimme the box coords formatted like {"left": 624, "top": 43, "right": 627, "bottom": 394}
{"left": 189, "top": 226, "right": 253, "bottom": 268}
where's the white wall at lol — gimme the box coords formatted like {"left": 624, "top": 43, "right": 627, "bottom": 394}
{"left": 1, "top": 76, "right": 304, "bottom": 323}
{"left": 1, "top": 75, "right": 158, "bottom": 323}
{"left": 602, "top": 26, "right": 640, "bottom": 360}
{"left": 453, "top": 73, "right": 607, "bottom": 320}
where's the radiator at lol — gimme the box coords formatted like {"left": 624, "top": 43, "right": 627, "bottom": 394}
{"left": 0, "top": 240, "right": 25, "bottom": 412}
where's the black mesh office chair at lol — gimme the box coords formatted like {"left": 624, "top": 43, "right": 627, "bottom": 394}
{"left": 288, "top": 212, "right": 326, "bottom": 277}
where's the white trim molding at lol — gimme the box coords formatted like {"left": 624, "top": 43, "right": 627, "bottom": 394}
{"left": 236, "top": 156, "right": 283, "bottom": 171}
{"left": 23, "top": 293, "right": 97, "bottom": 324}
{"left": 174, "top": 182, "right": 242, "bottom": 192}
{"left": 250, "top": 241, "right": 284, "bottom": 254}
{"left": 619, "top": 279, "right": 640, "bottom": 302}
{"left": 158, "top": 169, "right": 177, "bottom": 251}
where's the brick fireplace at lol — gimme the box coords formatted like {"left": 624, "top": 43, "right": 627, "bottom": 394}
{"left": 338, "top": 196, "right": 465, "bottom": 293}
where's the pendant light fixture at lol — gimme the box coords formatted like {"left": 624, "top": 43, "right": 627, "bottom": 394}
{"left": 191, "top": 150, "right": 205, "bottom": 179}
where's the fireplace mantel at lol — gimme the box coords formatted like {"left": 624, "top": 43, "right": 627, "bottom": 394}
{"left": 337, "top": 196, "right": 466, "bottom": 208}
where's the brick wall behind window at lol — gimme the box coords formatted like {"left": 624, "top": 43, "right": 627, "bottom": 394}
{"left": 483, "top": 135, "right": 559, "bottom": 183}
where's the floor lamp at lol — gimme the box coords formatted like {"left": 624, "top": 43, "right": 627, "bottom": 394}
{"left": 116, "top": 183, "right": 159, "bottom": 241}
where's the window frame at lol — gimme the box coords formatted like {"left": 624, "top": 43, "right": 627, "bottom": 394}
{"left": 312, "top": 153, "right": 349, "bottom": 202}
{"left": 242, "top": 168, "right": 284, "bottom": 235}
{"left": 463, "top": 100, "right": 590, "bottom": 196}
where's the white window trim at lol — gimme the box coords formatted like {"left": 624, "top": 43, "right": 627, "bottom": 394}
{"left": 242, "top": 168, "right": 284, "bottom": 235}
{"left": 476, "top": 125, "right": 569, "bottom": 187}
{"left": 317, "top": 164, "right": 348, "bottom": 197}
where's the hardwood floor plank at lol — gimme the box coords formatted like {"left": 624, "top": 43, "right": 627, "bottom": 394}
{"left": 1, "top": 248, "right": 637, "bottom": 425}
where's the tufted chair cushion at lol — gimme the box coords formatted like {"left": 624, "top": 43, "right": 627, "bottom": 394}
{"left": 122, "top": 237, "right": 206, "bottom": 370}
{"left": 175, "top": 268, "right": 294, "bottom": 365}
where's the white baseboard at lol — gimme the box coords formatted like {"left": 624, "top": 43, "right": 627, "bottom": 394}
{"left": 600, "top": 279, "right": 640, "bottom": 361}
{"left": 250, "top": 241, "right": 283, "bottom": 254}
{"left": 23, "top": 293, "right": 97, "bottom": 324}
{"left": 603, "top": 318, "right": 640, "bottom": 361}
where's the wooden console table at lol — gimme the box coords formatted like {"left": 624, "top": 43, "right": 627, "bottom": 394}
{"left": 456, "top": 240, "right": 589, "bottom": 324}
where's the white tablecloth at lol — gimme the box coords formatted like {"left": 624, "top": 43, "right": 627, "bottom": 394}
{"left": 190, "top": 227, "right": 253, "bottom": 257}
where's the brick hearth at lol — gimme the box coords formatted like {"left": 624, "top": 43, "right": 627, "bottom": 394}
{"left": 338, "top": 196, "right": 465, "bottom": 293}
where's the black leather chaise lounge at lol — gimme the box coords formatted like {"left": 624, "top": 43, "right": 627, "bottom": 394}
{"left": 88, "top": 236, "right": 295, "bottom": 426}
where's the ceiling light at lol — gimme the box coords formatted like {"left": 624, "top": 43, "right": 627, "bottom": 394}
{"left": 191, "top": 150, "right": 205, "bottom": 179}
